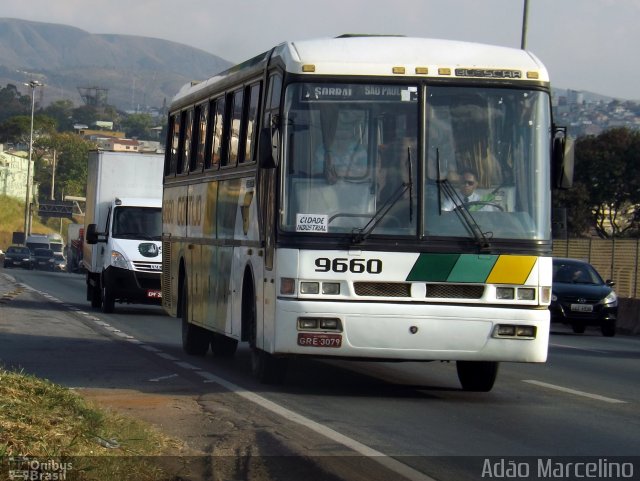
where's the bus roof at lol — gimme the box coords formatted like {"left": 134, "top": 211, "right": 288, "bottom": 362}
{"left": 278, "top": 35, "right": 549, "bottom": 80}
{"left": 171, "top": 35, "right": 549, "bottom": 107}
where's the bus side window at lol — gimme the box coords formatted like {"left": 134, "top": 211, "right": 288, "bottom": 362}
{"left": 166, "top": 113, "right": 180, "bottom": 176}
{"left": 208, "top": 96, "right": 226, "bottom": 170}
{"left": 180, "top": 108, "right": 194, "bottom": 175}
{"left": 192, "top": 101, "right": 208, "bottom": 173}
{"left": 242, "top": 82, "right": 261, "bottom": 163}
{"left": 226, "top": 88, "right": 244, "bottom": 167}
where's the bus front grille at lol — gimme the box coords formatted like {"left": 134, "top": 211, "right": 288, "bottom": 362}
{"left": 353, "top": 282, "right": 485, "bottom": 299}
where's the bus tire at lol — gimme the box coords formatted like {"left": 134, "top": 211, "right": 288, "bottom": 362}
{"left": 456, "top": 361, "right": 499, "bottom": 392}
{"left": 251, "top": 348, "right": 287, "bottom": 384}
{"left": 181, "top": 279, "right": 210, "bottom": 356}
{"left": 101, "top": 283, "right": 115, "bottom": 313}
{"left": 211, "top": 333, "right": 238, "bottom": 358}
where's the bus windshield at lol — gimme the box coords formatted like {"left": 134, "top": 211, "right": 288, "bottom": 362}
{"left": 280, "top": 82, "right": 551, "bottom": 242}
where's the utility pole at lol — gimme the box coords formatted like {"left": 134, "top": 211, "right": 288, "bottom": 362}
{"left": 521, "top": 0, "right": 530, "bottom": 50}
{"left": 23, "top": 80, "right": 42, "bottom": 238}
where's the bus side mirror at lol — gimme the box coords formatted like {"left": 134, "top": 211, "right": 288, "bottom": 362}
{"left": 552, "top": 126, "right": 574, "bottom": 189}
{"left": 259, "top": 113, "right": 280, "bottom": 169}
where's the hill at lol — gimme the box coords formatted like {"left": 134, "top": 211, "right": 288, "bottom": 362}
{"left": 0, "top": 18, "right": 233, "bottom": 111}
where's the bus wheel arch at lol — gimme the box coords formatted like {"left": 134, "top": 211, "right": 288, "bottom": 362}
{"left": 242, "top": 265, "right": 287, "bottom": 383}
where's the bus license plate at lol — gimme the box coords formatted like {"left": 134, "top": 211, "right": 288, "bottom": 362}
{"left": 147, "top": 290, "right": 162, "bottom": 299}
{"left": 571, "top": 303, "right": 592, "bottom": 312}
{"left": 297, "top": 333, "right": 342, "bottom": 348}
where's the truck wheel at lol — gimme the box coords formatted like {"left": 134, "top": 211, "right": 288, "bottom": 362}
{"left": 181, "top": 279, "right": 210, "bottom": 356}
{"left": 211, "top": 333, "right": 238, "bottom": 358}
{"left": 101, "top": 284, "right": 115, "bottom": 313}
{"left": 456, "top": 361, "right": 499, "bottom": 392}
{"left": 89, "top": 282, "right": 101, "bottom": 308}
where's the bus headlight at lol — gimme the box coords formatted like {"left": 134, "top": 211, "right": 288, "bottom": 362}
{"left": 322, "top": 282, "right": 340, "bottom": 295}
{"left": 496, "top": 287, "right": 515, "bottom": 300}
{"left": 300, "top": 282, "right": 320, "bottom": 294}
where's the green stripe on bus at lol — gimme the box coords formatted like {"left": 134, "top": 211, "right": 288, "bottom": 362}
{"left": 406, "top": 253, "right": 498, "bottom": 282}
{"left": 406, "top": 253, "right": 460, "bottom": 281}
{"left": 448, "top": 254, "right": 498, "bottom": 283}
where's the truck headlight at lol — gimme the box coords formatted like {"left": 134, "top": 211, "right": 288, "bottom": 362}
{"left": 111, "top": 250, "right": 129, "bottom": 269}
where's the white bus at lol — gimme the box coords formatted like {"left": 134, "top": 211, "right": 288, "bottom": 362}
{"left": 162, "top": 35, "right": 572, "bottom": 390}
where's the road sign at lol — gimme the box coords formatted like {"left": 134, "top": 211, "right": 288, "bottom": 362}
{"left": 38, "top": 201, "right": 75, "bottom": 218}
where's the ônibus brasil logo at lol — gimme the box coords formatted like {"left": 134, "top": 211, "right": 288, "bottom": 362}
{"left": 138, "top": 243, "right": 160, "bottom": 258}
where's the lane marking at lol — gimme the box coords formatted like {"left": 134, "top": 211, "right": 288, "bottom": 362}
{"left": 198, "top": 370, "right": 437, "bottom": 481}
{"left": 148, "top": 373, "right": 179, "bottom": 382}
{"left": 523, "top": 380, "right": 627, "bottom": 404}
{"left": 549, "top": 342, "right": 608, "bottom": 354}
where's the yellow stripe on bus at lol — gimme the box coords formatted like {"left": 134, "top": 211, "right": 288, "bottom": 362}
{"left": 486, "top": 255, "right": 537, "bottom": 285}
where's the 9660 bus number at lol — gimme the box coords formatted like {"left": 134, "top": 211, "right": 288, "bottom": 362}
{"left": 314, "top": 257, "right": 382, "bottom": 274}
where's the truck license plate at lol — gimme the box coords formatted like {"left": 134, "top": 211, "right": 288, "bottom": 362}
{"left": 297, "top": 333, "right": 342, "bottom": 348}
{"left": 147, "top": 290, "right": 162, "bottom": 299}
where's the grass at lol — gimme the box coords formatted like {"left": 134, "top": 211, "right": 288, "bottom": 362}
{"left": 0, "top": 195, "right": 77, "bottom": 250}
{"left": 0, "top": 367, "right": 182, "bottom": 480}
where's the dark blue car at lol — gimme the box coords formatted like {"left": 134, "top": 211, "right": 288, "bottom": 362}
{"left": 550, "top": 258, "right": 618, "bottom": 337}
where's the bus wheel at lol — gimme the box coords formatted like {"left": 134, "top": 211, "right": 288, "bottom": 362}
{"left": 181, "top": 280, "right": 210, "bottom": 356}
{"left": 456, "top": 361, "right": 499, "bottom": 392}
{"left": 101, "top": 284, "right": 115, "bottom": 313}
{"left": 211, "top": 333, "right": 238, "bottom": 358}
{"left": 251, "top": 348, "right": 287, "bottom": 384}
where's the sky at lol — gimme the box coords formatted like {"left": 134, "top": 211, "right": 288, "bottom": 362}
{"left": 1, "top": 0, "right": 639, "bottom": 100}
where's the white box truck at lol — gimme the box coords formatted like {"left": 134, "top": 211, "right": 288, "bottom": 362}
{"left": 83, "top": 151, "right": 164, "bottom": 313}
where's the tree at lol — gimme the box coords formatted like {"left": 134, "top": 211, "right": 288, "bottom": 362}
{"left": 121, "top": 113, "right": 155, "bottom": 139}
{"left": 0, "top": 84, "right": 31, "bottom": 122}
{"left": 573, "top": 127, "right": 640, "bottom": 238}
{"left": 34, "top": 133, "right": 95, "bottom": 201}
{"left": 0, "top": 114, "right": 57, "bottom": 147}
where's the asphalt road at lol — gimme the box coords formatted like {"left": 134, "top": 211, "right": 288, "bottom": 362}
{"left": 1, "top": 268, "right": 639, "bottom": 481}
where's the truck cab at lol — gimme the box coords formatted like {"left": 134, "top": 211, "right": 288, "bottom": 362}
{"left": 85, "top": 197, "right": 162, "bottom": 313}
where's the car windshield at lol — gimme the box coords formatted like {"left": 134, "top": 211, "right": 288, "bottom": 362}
{"left": 553, "top": 262, "right": 603, "bottom": 285}
{"left": 8, "top": 247, "right": 29, "bottom": 255}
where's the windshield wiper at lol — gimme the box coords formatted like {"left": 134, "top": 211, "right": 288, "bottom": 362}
{"left": 351, "top": 146, "right": 414, "bottom": 244}
{"left": 435, "top": 149, "right": 492, "bottom": 251}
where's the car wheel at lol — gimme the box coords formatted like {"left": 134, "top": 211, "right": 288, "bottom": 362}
{"left": 601, "top": 320, "right": 616, "bottom": 337}
{"left": 571, "top": 323, "right": 586, "bottom": 334}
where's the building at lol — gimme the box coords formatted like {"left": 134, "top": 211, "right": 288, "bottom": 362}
{"left": 0, "top": 145, "right": 33, "bottom": 201}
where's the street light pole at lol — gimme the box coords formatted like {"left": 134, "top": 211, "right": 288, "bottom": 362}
{"left": 23, "top": 80, "right": 42, "bottom": 239}
{"left": 521, "top": 0, "right": 530, "bottom": 50}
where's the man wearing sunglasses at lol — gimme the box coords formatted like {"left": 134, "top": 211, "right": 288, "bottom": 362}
{"left": 442, "top": 168, "right": 498, "bottom": 212}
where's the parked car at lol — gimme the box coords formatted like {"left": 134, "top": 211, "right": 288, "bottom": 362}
{"left": 3, "top": 245, "right": 34, "bottom": 269}
{"left": 33, "top": 248, "right": 55, "bottom": 271}
{"left": 53, "top": 253, "right": 67, "bottom": 272}
{"left": 550, "top": 258, "right": 618, "bottom": 337}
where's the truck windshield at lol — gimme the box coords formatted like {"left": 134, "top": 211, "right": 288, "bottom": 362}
{"left": 280, "top": 82, "right": 551, "bottom": 242}
{"left": 112, "top": 207, "right": 162, "bottom": 240}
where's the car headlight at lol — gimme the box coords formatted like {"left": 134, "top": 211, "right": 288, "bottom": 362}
{"left": 603, "top": 291, "right": 618, "bottom": 307}
{"left": 110, "top": 250, "right": 129, "bottom": 269}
